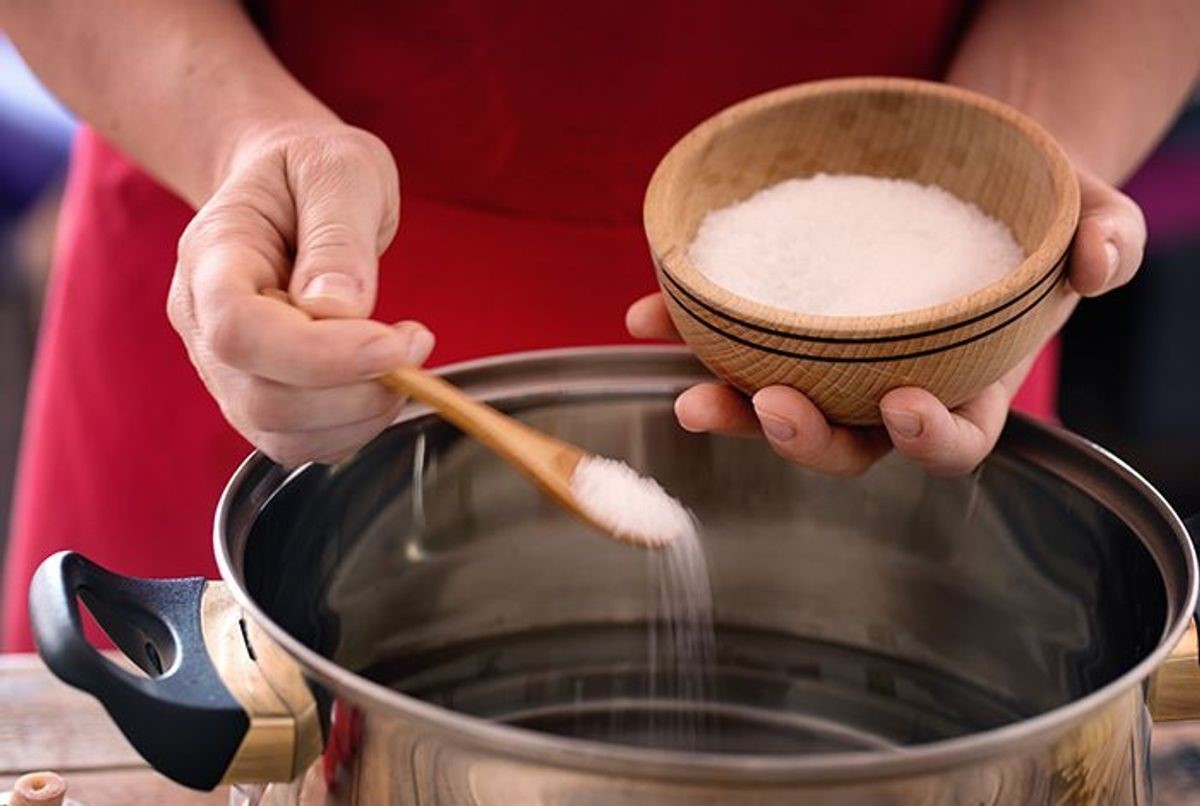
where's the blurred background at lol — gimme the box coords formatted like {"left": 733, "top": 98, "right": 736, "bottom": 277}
{"left": 0, "top": 35, "right": 1197, "bottom": 571}
{"left": 0, "top": 35, "right": 75, "bottom": 569}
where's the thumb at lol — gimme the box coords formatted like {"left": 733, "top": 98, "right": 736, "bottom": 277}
{"left": 288, "top": 152, "right": 399, "bottom": 320}
{"left": 1067, "top": 169, "right": 1146, "bottom": 298}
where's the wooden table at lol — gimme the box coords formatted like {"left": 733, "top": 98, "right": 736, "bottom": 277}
{"left": 5, "top": 653, "right": 1200, "bottom": 804}
{"left": 0, "top": 655, "right": 227, "bottom": 804}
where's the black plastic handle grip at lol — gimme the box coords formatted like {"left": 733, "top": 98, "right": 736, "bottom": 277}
{"left": 28, "top": 551, "right": 248, "bottom": 791}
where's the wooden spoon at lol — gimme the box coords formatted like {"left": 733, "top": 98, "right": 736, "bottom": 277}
{"left": 256, "top": 288, "right": 677, "bottom": 548}
{"left": 380, "top": 365, "right": 675, "bottom": 549}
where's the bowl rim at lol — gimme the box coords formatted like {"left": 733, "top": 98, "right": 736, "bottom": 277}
{"left": 643, "top": 76, "right": 1081, "bottom": 341}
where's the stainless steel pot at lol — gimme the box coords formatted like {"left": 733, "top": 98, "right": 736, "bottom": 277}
{"left": 29, "top": 347, "right": 1200, "bottom": 804}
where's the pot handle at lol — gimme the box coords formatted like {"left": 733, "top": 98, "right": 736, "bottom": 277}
{"left": 1149, "top": 514, "right": 1200, "bottom": 721}
{"left": 29, "top": 551, "right": 322, "bottom": 790}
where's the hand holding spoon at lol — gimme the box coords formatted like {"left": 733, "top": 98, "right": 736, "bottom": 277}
{"left": 256, "top": 287, "right": 690, "bottom": 549}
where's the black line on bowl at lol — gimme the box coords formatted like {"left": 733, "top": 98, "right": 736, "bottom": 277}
{"left": 662, "top": 263, "right": 1064, "bottom": 364}
{"left": 657, "top": 246, "right": 1067, "bottom": 344}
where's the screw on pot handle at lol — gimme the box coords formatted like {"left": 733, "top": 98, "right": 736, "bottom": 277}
{"left": 29, "top": 551, "right": 322, "bottom": 790}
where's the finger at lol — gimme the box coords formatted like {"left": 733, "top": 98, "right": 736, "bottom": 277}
{"left": 1067, "top": 170, "right": 1146, "bottom": 297}
{"left": 288, "top": 134, "right": 400, "bottom": 319}
{"left": 194, "top": 257, "right": 433, "bottom": 385}
{"left": 674, "top": 383, "right": 761, "bottom": 436}
{"left": 879, "top": 385, "right": 1008, "bottom": 476}
{"left": 626, "top": 292, "right": 683, "bottom": 342}
{"left": 751, "top": 386, "right": 890, "bottom": 476}
{"left": 235, "top": 376, "right": 403, "bottom": 433}
{"left": 257, "top": 400, "right": 407, "bottom": 469}
{"left": 171, "top": 196, "right": 293, "bottom": 351}
{"left": 260, "top": 287, "right": 291, "bottom": 304}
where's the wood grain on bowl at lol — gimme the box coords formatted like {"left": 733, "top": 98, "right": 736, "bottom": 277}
{"left": 644, "top": 77, "right": 1080, "bottom": 425}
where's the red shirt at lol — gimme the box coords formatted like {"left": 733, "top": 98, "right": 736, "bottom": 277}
{"left": 3, "top": 1, "right": 1058, "bottom": 650}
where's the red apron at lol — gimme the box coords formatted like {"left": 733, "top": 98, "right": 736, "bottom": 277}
{"left": 3, "top": 1, "right": 1058, "bottom": 650}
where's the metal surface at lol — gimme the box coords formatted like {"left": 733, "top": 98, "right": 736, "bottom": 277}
{"left": 214, "top": 347, "right": 1197, "bottom": 804}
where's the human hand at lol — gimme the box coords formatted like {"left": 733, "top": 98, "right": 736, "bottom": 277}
{"left": 168, "top": 123, "right": 432, "bottom": 466}
{"left": 627, "top": 168, "right": 1145, "bottom": 476}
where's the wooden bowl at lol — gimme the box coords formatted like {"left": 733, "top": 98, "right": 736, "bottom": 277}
{"left": 643, "top": 77, "right": 1080, "bottom": 425}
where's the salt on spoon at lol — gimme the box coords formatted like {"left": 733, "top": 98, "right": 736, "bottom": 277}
{"left": 568, "top": 456, "right": 694, "bottom": 549}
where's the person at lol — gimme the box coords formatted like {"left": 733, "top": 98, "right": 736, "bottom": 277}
{"left": 1, "top": 1, "right": 1196, "bottom": 651}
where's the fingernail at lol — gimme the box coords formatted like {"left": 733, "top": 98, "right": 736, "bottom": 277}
{"left": 302, "top": 273, "right": 360, "bottom": 307}
{"left": 882, "top": 408, "right": 922, "bottom": 439}
{"left": 755, "top": 408, "right": 796, "bottom": 442}
{"left": 356, "top": 334, "right": 408, "bottom": 377}
{"left": 1103, "top": 241, "right": 1119, "bottom": 283}
{"left": 402, "top": 325, "right": 435, "bottom": 365}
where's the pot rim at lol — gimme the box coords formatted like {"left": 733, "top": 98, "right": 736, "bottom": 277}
{"left": 213, "top": 345, "right": 1198, "bottom": 784}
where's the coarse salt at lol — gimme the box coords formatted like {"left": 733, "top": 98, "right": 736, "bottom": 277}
{"left": 688, "top": 173, "right": 1025, "bottom": 316}
{"left": 570, "top": 456, "right": 694, "bottom": 548}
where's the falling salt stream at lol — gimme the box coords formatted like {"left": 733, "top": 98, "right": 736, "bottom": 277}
{"left": 569, "top": 456, "right": 717, "bottom": 750}
{"left": 645, "top": 519, "right": 717, "bottom": 750}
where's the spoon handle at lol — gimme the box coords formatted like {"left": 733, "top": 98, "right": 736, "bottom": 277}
{"left": 380, "top": 365, "right": 584, "bottom": 499}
